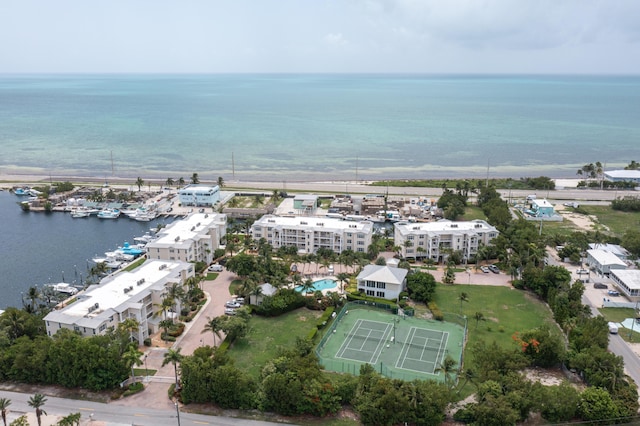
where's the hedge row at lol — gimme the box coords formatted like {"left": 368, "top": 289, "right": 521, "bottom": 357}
{"left": 316, "top": 307, "right": 335, "bottom": 329}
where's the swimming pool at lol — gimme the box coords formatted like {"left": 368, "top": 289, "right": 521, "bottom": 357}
{"left": 295, "top": 278, "right": 337, "bottom": 293}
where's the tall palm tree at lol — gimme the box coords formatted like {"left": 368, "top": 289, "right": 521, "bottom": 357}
{"left": 217, "top": 176, "right": 224, "bottom": 188}
{"left": 336, "top": 272, "right": 350, "bottom": 293}
{"left": 177, "top": 177, "right": 185, "bottom": 188}
{"left": 0, "top": 397, "right": 10, "bottom": 426}
{"left": 202, "top": 316, "right": 224, "bottom": 346}
{"left": 190, "top": 173, "right": 200, "bottom": 184}
{"left": 27, "top": 394, "right": 47, "bottom": 426}
{"left": 135, "top": 177, "right": 144, "bottom": 192}
{"left": 474, "top": 311, "right": 485, "bottom": 329}
{"left": 24, "top": 286, "right": 41, "bottom": 313}
{"left": 165, "top": 282, "right": 186, "bottom": 320}
{"left": 435, "top": 356, "right": 459, "bottom": 390}
{"left": 162, "top": 348, "right": 183, "bottom": 389}
{"left": 122, "top": 345, "right": 144, "bottom": 384}
{"left": 165, "top": 177, "right": 174, "bottom": 187}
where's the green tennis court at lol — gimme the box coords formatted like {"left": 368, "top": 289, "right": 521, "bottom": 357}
{"left": 316, "top": 302, "right": 466, "bottom": 382}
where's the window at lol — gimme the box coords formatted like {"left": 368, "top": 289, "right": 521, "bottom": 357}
{"left": 376, "top": 291, "right": 385, "bottom": 297}
{"left": 366, "top": 281, "right": 375, "bottom": 288}
{"left": 366, "top": 290, "right": 375, "bottom": 296}
{"left": 377, "top": 282, "right": 386, "bottom": 289}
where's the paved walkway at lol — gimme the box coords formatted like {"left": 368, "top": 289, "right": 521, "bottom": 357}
{"left": 112, "top": 270, "right": 234, "bottom": 410}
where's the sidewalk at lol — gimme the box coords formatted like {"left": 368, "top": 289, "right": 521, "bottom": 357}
{"left": 112, "top": 270, "right": 233, "bottom": 410}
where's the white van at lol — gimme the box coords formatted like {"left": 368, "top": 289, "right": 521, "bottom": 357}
{"left": 208, "top": 264, "right": 223, "bottom": 272}
{"left": 608, "top": 322, "right": 619, "bottom": 334}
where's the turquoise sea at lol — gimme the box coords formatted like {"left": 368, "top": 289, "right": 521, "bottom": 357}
{"left": 1, "top": 74, "right": 639, "bottom": 181}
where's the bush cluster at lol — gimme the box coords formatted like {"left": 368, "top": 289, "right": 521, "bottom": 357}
{"left": 428, "top": 302, "right": 443, "bottom": 321}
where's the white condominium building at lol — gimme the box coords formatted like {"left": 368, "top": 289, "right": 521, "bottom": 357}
{"left": 44, "top": 260, "right": 194, "bottom": 342}
{"left": 251, "top": 215, "right": 374, "bottom": 254}
{"left": 178, "top": 185, "right": 221, "bottom": 206}
{"left": 146, "top": 213, "right": 227, "bottom": 264}
{"left": 394, "top": 219, "right": 499, "bottom": 262}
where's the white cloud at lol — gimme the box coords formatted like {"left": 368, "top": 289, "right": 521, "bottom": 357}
{"left": 324, "top": 32, "right": 348, "bottom": 46}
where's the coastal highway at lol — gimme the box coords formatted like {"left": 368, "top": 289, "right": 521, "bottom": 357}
{"left": 0, "top": 389, "right": 281, "bottom": 426}
{"left": 226, "top": 180, "right": 637, "bottom": 202}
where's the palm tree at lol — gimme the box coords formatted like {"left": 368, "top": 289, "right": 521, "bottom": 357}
{"left": 159, "top": 319, "right": 173, "bottom": 341}
{"left": 177, "top": 177, "right": 185, "bottom": 188}
{"left": 474, "top": 311, "right": 485, "bottom": 329}
{"left": 300, "top": 278, "right": 315, "bottom": 295}
{"left": 435, "top": 356, "right": 459, "bottom": 390}
{"left": 162, "top": 348, "right": 183, "bottom": 389}
{"left": 217, "top": 176, "right": 224, "bottom": 188}
{"left": 457, "top": 368, "right": 477, "bottom": 394}
{"left": 165, "top": 177, "right": 174, "bottom": 187}
{"left": 458, "top": 292, "right": 469, "bottom": 314}
{"left": 135, "top": 177, "right": 144, "bottom": 192}
{"left": 0, "top": 397, "right": 10, "bottom": 426}
{"left": 122, "top": 344, "right": 144, "bottom": 384}
{"left": 27, "top": 393, "right": 47, "bottom": 426}
{"left": 57, "top": 412, "right": 81, "bottom": 426}
{"left": 165, "top": 282, "right": 186, "bottom": 319}
{"left": 443, "top": 261, "right": 456, "bottom": 284}
{"left": 336, "top": 272, "right": 350, "bottom": 293}
{"left": 118, "top": 318, "right": 140, "bottom": 343}
{"left": 24, "top": 285, "right": 41, "bottom": 313}
{"left": 202, "top": 316, "right": 224, "bottom": 346}
{"left": 190, "top": 173, "right": 200, "bottom": 184}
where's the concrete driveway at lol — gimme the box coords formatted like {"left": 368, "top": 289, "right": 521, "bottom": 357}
{"left": 113, "top": 270, "right": 234, "bottom": 410}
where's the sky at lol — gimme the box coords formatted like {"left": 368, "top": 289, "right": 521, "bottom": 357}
{"left": 2, "top": 0, "right": 639, "bottom": 74}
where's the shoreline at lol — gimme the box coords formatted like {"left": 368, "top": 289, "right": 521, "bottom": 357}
{"left": 0, "top": 171, "right": 583, "bottom": 190}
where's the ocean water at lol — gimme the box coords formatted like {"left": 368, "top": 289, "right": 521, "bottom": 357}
{"left": 0, "top": 191, "right": 170, "bottom": 309}
{"left": 1, "top": 74, "right": 639, "bottom": 181}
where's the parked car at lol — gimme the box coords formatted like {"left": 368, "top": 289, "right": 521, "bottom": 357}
{"left": 235, "top": 297, "right": 245, "bottom": 305}
{"left": 488, "top": 265, "right": 500, "bottom": 274}
{"left": 594, "top": 282, "right": 608, "bottom": 289}
{"left": 576, "top": 269, "right": 589, "bottom": 275}
{"left": 225, "top": 300, "right": 241, "bottom": 309}
{"left": 480, "top": 266, "right": 490, "bottom": 273}
{"left": 224, "top": 308, "right": 237, "bottom": 316}
{"left": 208, "top": 264, "right": 223, "bottom": 272}
{"left": 608, "top": 290, "right": 620, "bottom": 297}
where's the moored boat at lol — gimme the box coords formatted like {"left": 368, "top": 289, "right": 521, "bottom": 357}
{"left": 97, "top": 208, "right": 121, "bottom": 219}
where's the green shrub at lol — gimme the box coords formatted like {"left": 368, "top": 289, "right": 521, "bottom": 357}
{"left": 307, "top": 328, "right": 318, "bottom": 341}
{"left": 316, "top": 307, "right": 335, "bottom": 329}
{"left": 123, "top": 382, "right": 144, "bottom": 397}
{"left": 161, "top": 334, "right": 176, "bottom": 342}
{"left": 143, "top": 338, "right": 151, "bottom": 347}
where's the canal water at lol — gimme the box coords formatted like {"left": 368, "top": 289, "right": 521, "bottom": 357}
{"left": 0, "top": 191, "right": 171, "bottom": 309}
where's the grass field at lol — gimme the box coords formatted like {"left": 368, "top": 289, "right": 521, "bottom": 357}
{"left": 230, "top": 308, "right": 323, "bottom": 378}
{"left": 578, "top": 205, "right": 640, "bottom": 237}
{"left": 461, "top": 206, "right": 488, "bottom": 221}
{"left": 433, "top": 284, "right": 559, "bottom": 368}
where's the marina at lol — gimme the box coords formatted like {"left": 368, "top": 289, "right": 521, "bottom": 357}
{"left": 0, "top": 190, "right": 174, "bottom": 310}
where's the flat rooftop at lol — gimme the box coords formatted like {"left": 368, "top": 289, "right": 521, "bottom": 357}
{"left": 255, "top": 215, "right": 373, "bottom": 232}
{"left": 395, "top": 219, "right": 497, "bottom": 233}
{"left": 151, "top": 213, "right": 225, "bottom": 246}
{"left": 611, "top": 270, "right": 640, "bottom": 290}
{"left": 588, "top": 249, "right": 627, "bottom": 267}
{"left": 45, "top": 260, "right": 189, "bottom": 325}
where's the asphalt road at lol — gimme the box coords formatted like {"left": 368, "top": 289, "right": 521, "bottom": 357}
{"left": 226, "top": 180, "right": 637, "bottom": 202}
{"left": 1, "top": 389, "right": 282, "bottom": 426}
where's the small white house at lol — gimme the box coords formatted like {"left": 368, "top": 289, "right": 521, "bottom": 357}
{"left": 356, "top": 265, "right": 408, "bottom": 301}
{"left": 249, "top": 283, "right": 278, "bottom": 306}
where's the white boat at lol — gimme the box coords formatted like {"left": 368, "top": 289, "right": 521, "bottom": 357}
{"left": 44, "top": 283, "right": 78, "bottom": 296}
{"left": 97, "top": 208, "right": 121, "bottom": 219}
{"left": 127, "top": 207, "right": 157, "bottom": 222}
{"left": 70, "top": 209, "right": 90, "bottom": 218}
{"left": 133, "top": 233, "right": 156, "bottom": 244}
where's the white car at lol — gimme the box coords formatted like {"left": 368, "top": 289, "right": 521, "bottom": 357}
{"left": 225, "top": 301, "right": 241, "bottom": 309}
{"left": 224, "top": 308, "right": 236, "bottom": 316}
{"left": 208, "top": 264, "right": 223, "bottom": 272}
{"left": 480, "top": 266, "right": 490, "bottom": 273}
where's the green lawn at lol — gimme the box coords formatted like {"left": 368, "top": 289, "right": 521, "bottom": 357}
{"left": 229, "top": 308, "right": 323, "bottom": 378}
{"left": 578, "top": 205, "right": 640, "bottom": 237}
{"left": 133, "top": 368, "right": 157, "bottom": 376}
{"left": 599, "top": 307, "right": 636, "bottom": 323}
{"left": 433, "top": 284, "right": 559, "bottom": 370}
{"left": 461, "top": 205, "right": 487, "bottom": 221}
{"left": 540, "top": 218, "right": 581, "bottom": 238}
